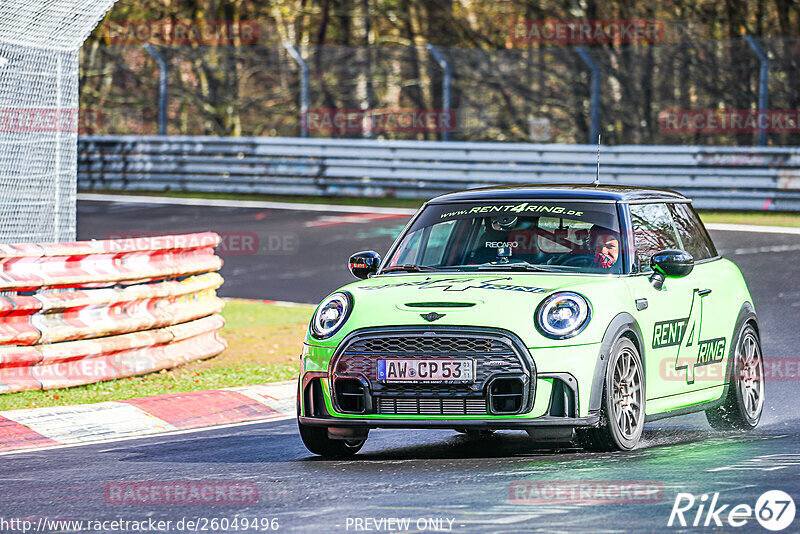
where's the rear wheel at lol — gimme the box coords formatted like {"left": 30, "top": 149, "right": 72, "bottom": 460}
{"left": 298, "top": 422, "right": 366, "bottom": 457}
{"left": 706, "top": 324, "right": 764, "bottom": 431}
{"left": 578, "top": 337, "right": 645, "bottom": 452}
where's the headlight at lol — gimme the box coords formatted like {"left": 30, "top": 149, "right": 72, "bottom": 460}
{"left": 535, "top": 292, "right": 591, "bottom": 339}
{"left": 311, "top": 292, "right": 352, "bottom": 339}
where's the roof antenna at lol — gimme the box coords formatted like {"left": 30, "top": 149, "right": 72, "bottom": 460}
{"left": 594, "top": 134, "right": 601, "bottom": 187}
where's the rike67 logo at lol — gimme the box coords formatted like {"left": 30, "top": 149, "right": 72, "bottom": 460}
{"left": 669, "top": 490, "right": 796, "bottom": 531}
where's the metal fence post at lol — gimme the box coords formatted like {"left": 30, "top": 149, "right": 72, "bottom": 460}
{"left": 744, "top": 36, "right": 769, "bottom": 146}
{"left": 575, "top": 47, "right": 600, "bottom": 145}
{"left": 143, "top": 44, "right": 167, "bottom": 136}
{"left": 284, "top": 43, "right": 310, "bottom": 138}
{"left": 425, "top": 44, "right": 452, "bottom": 141}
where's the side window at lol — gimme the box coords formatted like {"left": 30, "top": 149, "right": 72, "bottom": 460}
{"left": 668, "top": 203, "right": 717, "bottom": 261}
{"left": 390, "top": 228, "right": 423, "bottom": 266}
{"left": 629, "top": 203, "right": 682, "bottom": 273}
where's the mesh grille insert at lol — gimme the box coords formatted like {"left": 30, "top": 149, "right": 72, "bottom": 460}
{"left": 347, "top": 336, "right": 509, "bottom": 355}
{"left": 378, "top": 397, "right": 487, "bottom": 415}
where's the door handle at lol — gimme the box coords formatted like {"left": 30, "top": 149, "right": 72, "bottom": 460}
{"left": 698, "top": 289, "right": 712, "bottom": 297}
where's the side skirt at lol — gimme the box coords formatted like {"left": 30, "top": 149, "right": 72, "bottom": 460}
{"left": 644, "top": 390, "right": 726, "bottom": 423}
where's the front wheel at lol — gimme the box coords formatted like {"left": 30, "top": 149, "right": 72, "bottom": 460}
{"left": 577, "top": 337, "right": 645, "bottom": 452}
{"left": 706, "top": 324, "right": 764, "bottom": 431}
{"left": 298, "top": 422, "right": 366, "bottom": 457}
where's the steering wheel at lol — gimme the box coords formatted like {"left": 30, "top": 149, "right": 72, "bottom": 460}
{"left": 559, "top": 254, "right": 595, "bottom": 268}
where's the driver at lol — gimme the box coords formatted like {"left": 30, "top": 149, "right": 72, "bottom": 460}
{"left": 591, "top": 225, "right": 620, "bottom": 271}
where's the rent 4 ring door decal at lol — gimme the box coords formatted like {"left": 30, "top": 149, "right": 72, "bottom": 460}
{"left": 652, "top": 289, "right": 726, "bottom": 385}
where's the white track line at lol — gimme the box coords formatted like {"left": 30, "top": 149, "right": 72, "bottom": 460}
{"left": 705, "top": 223, "right": 800, "bottom": 236}
{"left": 0, "top": 414, "right": 295, "bottom": 457}
{"left": 77, "top": 193, "right": 418, "bottom": 216}
{"left": 729, "top": 243, "right": 800, "bottom": 256}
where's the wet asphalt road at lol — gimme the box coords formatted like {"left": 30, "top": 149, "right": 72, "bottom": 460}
{"left": 74, "top": 198, "right": 412, "bottom": 303}
{"left": 0, "top": 198, "right": 798, "bottom": 533}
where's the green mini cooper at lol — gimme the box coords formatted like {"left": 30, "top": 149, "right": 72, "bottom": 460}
{"left": 297, "top": 185, "right": 764, "bottom": 456}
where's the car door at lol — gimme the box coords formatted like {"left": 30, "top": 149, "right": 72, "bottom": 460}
{"left": 624, "top": 202, "right": 711, "bottom": 404}
{"left": 667, "top": 202, "right": 729, "bottom": 393}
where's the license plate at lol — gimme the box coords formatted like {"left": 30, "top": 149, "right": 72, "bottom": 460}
{"left": 377, "top": 359, "right": 474, "bottom": 382}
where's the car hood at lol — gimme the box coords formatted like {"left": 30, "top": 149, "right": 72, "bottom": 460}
{"left": 313, "top": 272, "right": 634, "bottom": 348}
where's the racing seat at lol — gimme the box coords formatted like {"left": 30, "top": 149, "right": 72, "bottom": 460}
{"left": 466, "top": 225, "right": 510, "bottom": 264}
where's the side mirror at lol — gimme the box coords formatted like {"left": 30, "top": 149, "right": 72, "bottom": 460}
{"left": 650, "top": 249, "right": 694, "bottom": 290}
{"left": 349, "top": 251, "right": 381, "bottom": 279}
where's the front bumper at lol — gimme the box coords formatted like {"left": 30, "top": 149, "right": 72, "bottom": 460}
{"left": 299, "top": 371, "right": 600, "bottom": 430}
{"left": 300, "top": 326, "right": 603, "bottom": 430}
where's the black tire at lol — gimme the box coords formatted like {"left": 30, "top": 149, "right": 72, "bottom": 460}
{"left": 298, "top": 422, "right": 366, "bottom": 457}
{"left": 706, "top": 323, "right": 764, "bottom": 431}
{"left": 578, "top": 337, "right": 645, "bottom": 452}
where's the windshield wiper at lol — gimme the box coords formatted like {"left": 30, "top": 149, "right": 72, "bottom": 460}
{"left": 475, "top": 262, "right": 558, "bottom": 272}
{"left": 380, "top": 264, "right": 439, "bottom": 273}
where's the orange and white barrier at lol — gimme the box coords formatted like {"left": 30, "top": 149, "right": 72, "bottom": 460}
{"left": 0, "top": 233, "right": 226, "bottom": 393}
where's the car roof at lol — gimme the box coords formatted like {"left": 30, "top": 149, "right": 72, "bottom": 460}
{"left": 428, "top": 184, "right": 689, "bottom": 204}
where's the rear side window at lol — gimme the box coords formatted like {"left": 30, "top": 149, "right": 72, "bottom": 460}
{"left": 668, "top": 203, "right": 717, "bottom": 261}
{"left": 629, "top": 203, "right": 681, "bottom": 273}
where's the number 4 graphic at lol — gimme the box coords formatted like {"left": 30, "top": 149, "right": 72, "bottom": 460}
{"left": 674, "top": 289, "right": 704, "bottom": 385}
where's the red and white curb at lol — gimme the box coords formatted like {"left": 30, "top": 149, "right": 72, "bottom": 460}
{"left": 0, "top": 381, "right": 295, "bottom": 455}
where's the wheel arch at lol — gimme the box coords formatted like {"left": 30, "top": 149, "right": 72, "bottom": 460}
{"left": 588, "top": 312, "right": 645, "bottom": 413}
{"left": 722, "top": 301, "right": 760, "bottom": 387}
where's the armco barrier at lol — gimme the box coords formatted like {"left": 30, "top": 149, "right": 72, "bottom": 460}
{"left": 0, "top": 232, "right": 226, "bottom": 393}
{"left": 78, "top": 136, "right": 800, "bottom": 211}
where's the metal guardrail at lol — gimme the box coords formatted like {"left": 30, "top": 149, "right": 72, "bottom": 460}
{"left": 78, "top": 136, "right": 800, "bottom": 211}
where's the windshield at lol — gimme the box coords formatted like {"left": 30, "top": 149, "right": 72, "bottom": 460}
{"left": 383, "top": 200, "right": 624, "bottom": 274}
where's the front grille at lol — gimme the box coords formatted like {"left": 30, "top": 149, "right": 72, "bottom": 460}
{"left": 378, "top": 397, "right": 487, "bottom": 415}
{"left": 336, "top": 333, "right": 525, "bottom": 397}
{"left": 330, "top": 328, "right": 534, "bottom": 415}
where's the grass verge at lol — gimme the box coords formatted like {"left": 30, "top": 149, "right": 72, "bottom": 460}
{"left": 0, "top": 299, "right": 313, "bottom": 411}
